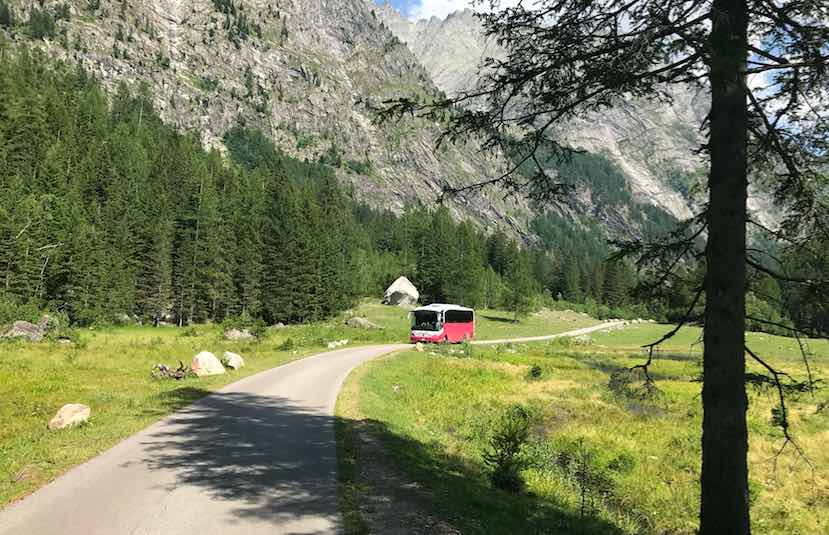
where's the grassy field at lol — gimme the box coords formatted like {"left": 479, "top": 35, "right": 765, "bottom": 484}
{"left": 337, "top": 326, "right": 829, "bottom": 534}
{"left": 0, "top": 300, "right": 594, "bottom": 507}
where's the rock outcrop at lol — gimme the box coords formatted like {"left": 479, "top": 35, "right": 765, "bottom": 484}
{"left": 383, "top": 276, "right": 419, "bottom": 306}
{"left": 346, "top": 317, "right": 380, "bottom": 330}
{"left": 48, "top": 404, "right": 91, "bottom": 430}
{"left": 2, "top": 321, "right": 45, "bottom": 342}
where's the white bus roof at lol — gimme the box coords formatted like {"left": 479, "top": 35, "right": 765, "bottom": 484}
{"left": 412, "top": 303, "right": 474, "bottom": 313}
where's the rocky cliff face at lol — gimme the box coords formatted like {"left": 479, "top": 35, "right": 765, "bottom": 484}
{"left": 3, "top": 0, "right": 534, "bottom": 238}
{"left": 3, "top": 0, "right": 770, "bottom": 240}
{"left": 376, "top": 4, "right": 707, "bottom": 222}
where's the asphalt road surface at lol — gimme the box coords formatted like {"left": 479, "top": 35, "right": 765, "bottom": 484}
{"left": 0, "top": 322, "right": 622, "bottom": 535}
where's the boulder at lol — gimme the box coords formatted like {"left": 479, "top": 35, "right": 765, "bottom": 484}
{"left": 2, "top": 321, "right": 45, "bottom": 342}
{"left": 346, "top": 317, "right": 379, "bottom": 330}
{"left": 48, "top": 404, "right": 91, "bottom": 430}
{"left": 382, "top": 276, "right": 419, "bottom": 306}
{"left": 191, "top": 351, "right": 225, "bottom": 376}
{"left": 222, "top": 351, "right": 245, "bottom": 370}
{"left": 224, "top": 328, "right": 254, "bottom": 340}
{"left": 37, "top": 314, "right": 61, "bottom": 333}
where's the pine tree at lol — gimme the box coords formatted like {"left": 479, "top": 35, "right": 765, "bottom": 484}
{"left": 562, "top": 257, "right": 582, "bottom": 303}
{"left": 504, "top": 247, "right": 535, "bottom": 321}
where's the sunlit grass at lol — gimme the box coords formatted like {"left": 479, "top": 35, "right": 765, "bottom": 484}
{"left": 0, "top": 299, "right": 596, "bottom": 507}
{"left": 0, "top": 324, "right": 317, "bottom": 506}
{"left": 339, "top": 334, "right": 829, "bottom": 534}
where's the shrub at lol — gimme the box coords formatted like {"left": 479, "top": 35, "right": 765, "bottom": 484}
{"left": 483, "top": 405, "right": 531, "bottom": 493}
{"left": 527, "top": 364, "right": 543, "bottom": 380}
{"left": 0, "top": 298, "right": 41, "bottom": 326}
{"left": 179, "top": 326, "right": 200, "bottom": 337}
{"left": 221, "top": 313, "right": 267, "bottom": 340}
{"left": 345, "top": 159, "right": 372, "bottom": 175}
{"left": 28, "top": 8, "right": 56, "bottom": 40}
{"left": 277, "top": 337, "right": 295, "bottom": 351}
{"left": 527, "top": 438, "right": 625, "bottom": 520}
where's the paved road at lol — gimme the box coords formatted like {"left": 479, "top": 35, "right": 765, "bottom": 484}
{"left": 472, "top": 321, "right": 624, "bottom": 346}
{"left": 0, "top": 322, "right": 623, "bottom": 535}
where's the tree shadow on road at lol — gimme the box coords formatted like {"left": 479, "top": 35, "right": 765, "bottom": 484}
{"left": 140, "top": 386, "right": 626, "bottom": 534}
{"left": 141, "top": 387, "right": 340, "bottom": 533}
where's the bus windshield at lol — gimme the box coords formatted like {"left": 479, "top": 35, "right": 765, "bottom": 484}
{"left": 412, "top": 310, "right": 441, "bottom": 331}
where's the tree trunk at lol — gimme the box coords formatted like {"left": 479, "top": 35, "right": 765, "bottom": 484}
{"left": 700, "top": 0, "right": 750, "bottom": 533}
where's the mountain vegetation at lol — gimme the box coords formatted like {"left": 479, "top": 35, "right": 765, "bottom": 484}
{"left": 0, "top": 45, "right": 805, "bottom": 336}
{"left": 0, "top": 48, "right": 662, "bottom": 327}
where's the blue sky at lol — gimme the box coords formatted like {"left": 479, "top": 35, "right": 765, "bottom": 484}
{"left": 374, "top": 1, "right": 518, "bottom": 21}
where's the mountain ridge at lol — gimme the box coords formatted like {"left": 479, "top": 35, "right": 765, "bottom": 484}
{"left": 2, "top": 0, "right": 535, "bottom": 237}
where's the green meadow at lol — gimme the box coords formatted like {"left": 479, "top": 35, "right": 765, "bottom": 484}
{"left": 0, "top": 300, "right": 593, "bottom": 506}
{"left": 337, "top": 325, "right": 829, "bottom": 535}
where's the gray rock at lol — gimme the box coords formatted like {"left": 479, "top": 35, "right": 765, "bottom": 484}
{"left": 346, "top": 317, "right": 380, "bottom": 330}
{"left": 2, "top": 321, "right": 45, "bottom": 342}
{"left": 191, "top": 351, "right": 225, "bottom": 377}
{"left": 222, "top": 351, "right": 245, "bottom": 370}
{"left": 48, "top": 404, "right": 91, "bottom": 430}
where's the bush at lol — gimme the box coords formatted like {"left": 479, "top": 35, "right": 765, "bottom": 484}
{"left": 277, "top": 337, "right": 295, "bottom": 351}
{"left": 345, "top": 159, "right": 372, "bottom": 175}
{"left": 180, "top": 326, "right": 200, "bottom": 337}
{"left": 483, "top": 405, "right": 531, "bottom": 493}
{"left": 527, "top": 364, "right": 543, "bottom": 380}
{"left": 28, "top": 8, "right": 57, "bottom": 40}
{"left": 221, "top": 312, "right": 267, "bottom": 339}
{"left": 0, "top": 298, "right": 41, "bottom": 327}
{"left": 527, "top": 438, "right": 626, "bottom": 520}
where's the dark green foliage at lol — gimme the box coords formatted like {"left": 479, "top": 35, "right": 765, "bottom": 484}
{"left": 529, "top": 439, "right": 623, "bottom": 521}
{"left": 505, "top": 252, "right": 536, "bottom": 320}
{"left": 0, "top": 51, "right": 365, "bottom": 327}
{"left": 0, "top": 1, "right": 12, "bottom": 28}
{"left": 345, "top": 159, "right": 372, "bottom": 175}
{"left": 212, "top": 0, "right": 250, "bottom": 44}
{"left": 483, "top": 405, "right": 531, "bottom": 493}
{"left": 318, "top": 144, "right": 342, "bottom": 167}
{"left": 54, "top": 3, "right": 70, "bottom": 22}
{"left": 28, "top": 8, "right": 56, "bottom": 40}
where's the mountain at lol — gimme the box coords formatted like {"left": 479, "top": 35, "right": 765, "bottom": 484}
{"left": 2, "top": 1, "right": 768, "bottom": 240}
{"left": 1, "top": 0, "right": 534, "bottom": 237}
{"left": 376, "top": 4, "right": 705, "bottom": 222}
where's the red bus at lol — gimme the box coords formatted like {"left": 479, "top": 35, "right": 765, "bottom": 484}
{"left": 410, "top": 304, "right": 475, "bottom": 344}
